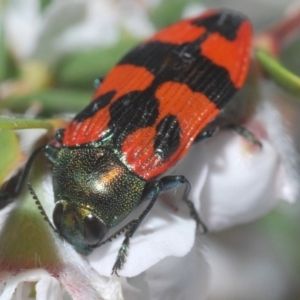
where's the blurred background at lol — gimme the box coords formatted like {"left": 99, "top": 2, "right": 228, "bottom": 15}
{"left": 1, "top": 0, "right": 300, "bottom": 299}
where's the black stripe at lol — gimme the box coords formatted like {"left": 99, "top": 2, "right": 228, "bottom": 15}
{"left": 108, "top": 91, "right": 159, "bottom": 147}
{"left": 119, "top": 40, "right": 236, "bottom": 108}
{"left": 192, "top": 10, "right": 245, "bottom": 41}
{"left": 74, "top": 91, "right": 115, "bottom": 122}
{"left": 154, "top": 114, "right": 181, "bottom": 159}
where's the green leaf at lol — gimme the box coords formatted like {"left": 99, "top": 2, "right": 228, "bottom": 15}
{"left": 0, "top": 155, "right": 63, "bottom": 271}
{"left": 0, "top": 12, "right": 19, "bottom": 80}
{"left": 256, "top": 49, "right": 300, "bottom": 98}
{"left": 281, "top": 39, "right": 300, "bottom": 77}
{"left": 40, "top": 0, "right": 52, "bottom": 11}
{"left": 259, "top": 207, "right": 300, "bottom": 274}
{"left": 0, "top": 130, "right": 24, "bottom": 185}
{"left": 150, "top": 0, "right": 200, "bottom": 28}
{"left": 56, "top": 38, "right": 139, "bottom": 89}
{"left": 0, "top": 116, "right": 53, "bottom": 130}
{"left": 1, "top": 89, "right": 90, "bottom": 116}
{"left": 0, "top": 13, "right": 5, "bottom": 81}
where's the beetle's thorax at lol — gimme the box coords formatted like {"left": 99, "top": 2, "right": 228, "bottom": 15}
{"left": 52, "top": 146, "right": 146, "bottom": 228}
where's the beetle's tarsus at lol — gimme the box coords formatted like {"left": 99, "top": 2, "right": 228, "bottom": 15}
{"left": 195, "top": 126, "right": 220, "bottom": 143}
{"left": 112, "top": 236, "right": 130, "bottom": 276}
{"left": 183, "top": 198, "right": 207, "bottom": 233}
{"left": 157, "top": 175, "right": 208, "bottom": 234}
{"left": 225, "top": 124, "right": 262, "bottom": 148}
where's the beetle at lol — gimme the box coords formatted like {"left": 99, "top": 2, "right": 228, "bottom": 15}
{"left": 2, "top": 9, "right": 252, "bottom": 274}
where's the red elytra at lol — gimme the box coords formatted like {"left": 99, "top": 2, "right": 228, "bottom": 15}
{"left": 63, "top": 10, "right": 252, "bottom": 180}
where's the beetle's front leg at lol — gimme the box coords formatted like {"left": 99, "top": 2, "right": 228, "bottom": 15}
{"left": 158, "top": 175, "right": 207, "bottom": 233}
{"left": 111, "top": 181, "right": 162, "bottom": 275}
{"left": 224, "top": 124, "right": 262, "bottom": 147}
{"left": 0, "top": 146, "right": 45, "bottom": 203}
{"left": 196, "top": 124, "right": 262, "bottom": 148}
{"left": 111, "top": 175, "right": 207, "bottom": 275}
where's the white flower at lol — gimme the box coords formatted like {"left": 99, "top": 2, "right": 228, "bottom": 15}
{"left": 0, "top": 269, "right": 63, "bottom": 300}
{"left": 1, "top": 82, "right": 298, "bottom": 299}
{"left": 2, "top": 0, "right": 299, "bottom": 298}
{"left": 121, "top": 237, "right": 210, "bottom": 300}
{"left": 196, "top": 84, "right": 298, "bottom": 231}
{"left": 3, "top": 0, "right": 157, "bottom": 64}
{"left": 69, "top": 82, "right": 299, "bottom": 284}
{"left": 86, "top": 83, "right": 297, "bottom": 295}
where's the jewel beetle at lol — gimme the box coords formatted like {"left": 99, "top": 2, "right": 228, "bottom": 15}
{"left": 3, "top": 9, "right": 253, "bottom": 274}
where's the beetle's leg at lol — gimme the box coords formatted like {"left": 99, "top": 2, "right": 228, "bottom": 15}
{"left": 110, "top": 176, "right": 207, "bottom": 275}
{"left": 196, "top": 124, "right": 262, "bottom": 148}
{"left": 158, "top": 175, "right": 207, "bottom": 233}
{"left": 0, "top": 146, "right": 45, "bottom": 202}
{"left": 111, "top": 181, "right": 161, "bottom": 275}
{"left": 43, "top": 144, "right": 60, "bottom": 163}
{"left": 224, "top": 124, "right": 262, "bottom": 147}
{"left": 195, "top": 126, "right": 220, "bottom": 143}
{"left": 55, "top": 129, "right": 65, "bottom": 144}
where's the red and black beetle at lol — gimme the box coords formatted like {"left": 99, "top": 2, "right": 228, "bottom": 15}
{"left": 2, "top": 9, "right": 252, "bottom": 274}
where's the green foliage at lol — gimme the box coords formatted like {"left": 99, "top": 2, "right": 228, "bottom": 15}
{"left": 150, "top": 0, "right": 200, "bottom": 28}
{"left": 56, "top": 38, "right": 139, "bottom": 89}
{"left": 0, "top": 155, "right": 63, "bottom": 271}
{"left": 0, "top": 116, "right": 53, "bottom": 130}
{"left": 0, "top": 16, "right": 18, "bottom": 81}
{"left": 256, "top": 49, "right": 300, "bottom": 98}
{"left": 281, "top": 39, "right": 300, "bottom": 77}
{"left": 0, "top": 130, "right": 24, "bottom": 185}
{"left": 259, "top": 205, "right": 300, "bottom": 274}
{"left": 1, "top": 89, "right": 90, "bottom": 116}
{"left": 40, "top": 0, "right": 52, "bottom": 11}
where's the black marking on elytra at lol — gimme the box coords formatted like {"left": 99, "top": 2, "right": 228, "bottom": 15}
{"left": 108, "top": 91, "right": 159, "bottom": 148}
{"left": 87, "top": 12, "right": 244, "bottom": 165}
{"left": 119, "top": 40, "right": 236, "bottom": 108}
{"left": 192, "top": 11, "right": 244, "bottom": 41}
{"left": 154, "top": 114, "right": 181, "bottom": 159}
{"left": 74, "top": 91, "right": 115, "bottom": 122}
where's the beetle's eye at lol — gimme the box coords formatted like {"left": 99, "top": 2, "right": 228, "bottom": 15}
{"left": 84, "top": 214, "right": 107, "bottom": 246}
{"left": 53, "top": 202, "right": 64, "bottom": 230}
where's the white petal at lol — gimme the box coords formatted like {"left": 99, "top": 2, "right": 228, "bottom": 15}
{"left": 119, "top": 1, "right": 155, "bottom": 38}
{"left": 122, "top": 237, "right": 210, "bottom": 300}
{"left": 58, "top": 241, "right": 124, "bottom": 300}
{"left": 255, "top": 88, "right": 300, "bottom": 203}
{"left": 204, "top": 225, "right": 296, "bottom": 300}
{"left": 0, "top": 269, "right": 62, "bottom": 300}
{"left": 15, "top": 129, "right": 47, "bottom": 157}
{"left": 53, "top": 1, "right": 120, "bottom": 51}
{"left": 0, "top": 203, "right": 16, "bottom": 233}
{"left": 32, "top": 0, "right": 156, "bottom": 64}
{"left": 88, "top": 199, "right": 197, "bottom": 277}
{"left": 36, "top": 276, "right": 62, "bottom": 300}
{"left": 4, "top": 0, "right": 41, "bottom": 60}
{"left": 199, "top": 130, "right": 280, "bottom": 231}
{"left": 33, "top": 0, "right": 91, "bottom": 63}
{"left": 170, "top": 85, "right": 299, "bottom": 232}
{"left": 182, "top": 4, "right": 207, "bottom": 18}
{"left": 169, "top": 141, "right": 209, "bottom": 215}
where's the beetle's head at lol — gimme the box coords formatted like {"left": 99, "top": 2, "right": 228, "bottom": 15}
{"left": 52, "top": 200, "right": 108, "bottom": 254}
{"left": 48, "top": 146, "right": 146, "bottom": 254}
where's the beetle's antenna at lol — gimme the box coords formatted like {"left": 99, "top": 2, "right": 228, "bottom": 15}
{"left": 27, "top": 182, "right": 59, "bottom": 234}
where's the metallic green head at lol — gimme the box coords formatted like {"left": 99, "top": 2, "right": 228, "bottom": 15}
{"left": 49, "top": 146, "right": 146, "bottom": 254}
